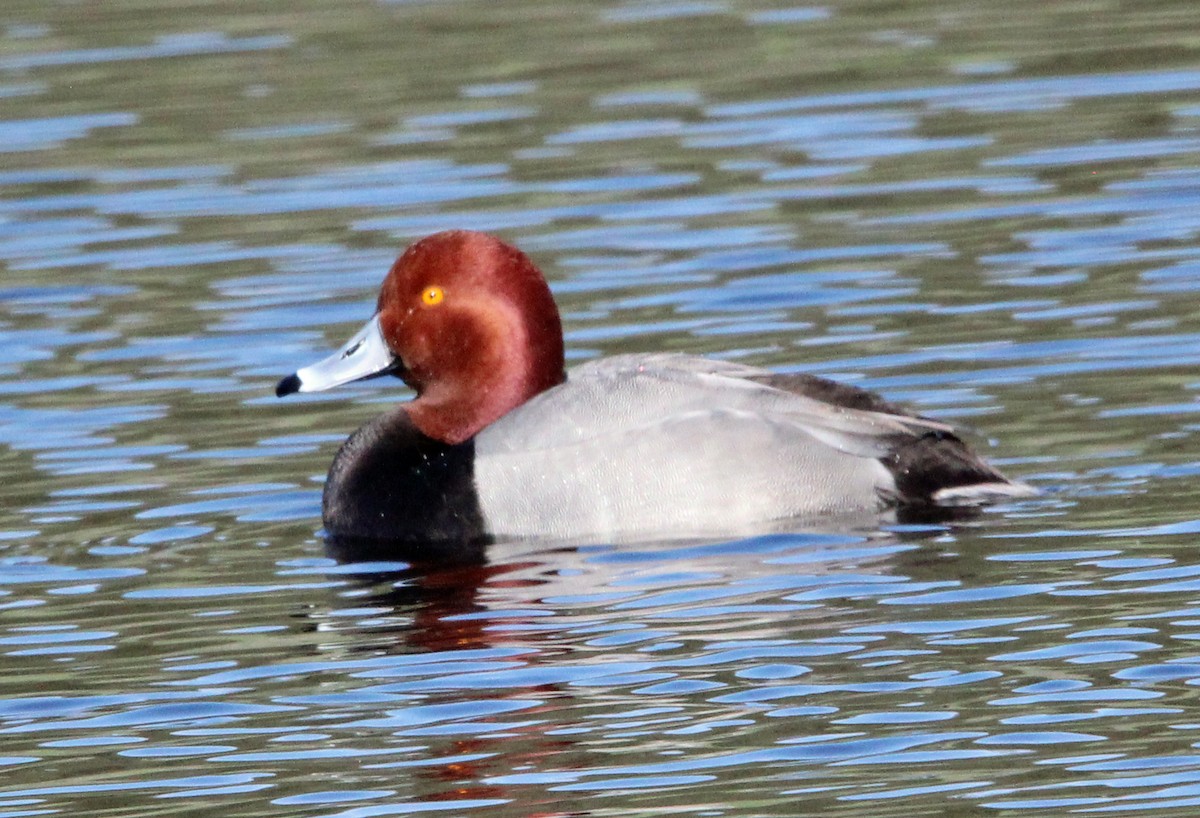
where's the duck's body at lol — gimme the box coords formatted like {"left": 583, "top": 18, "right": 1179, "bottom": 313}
{"left": 278, "top": 231, "right": 1031, "bottom": 544}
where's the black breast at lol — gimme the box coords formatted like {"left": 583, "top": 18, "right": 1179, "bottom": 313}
{"left": 321, "top": 407, "right": 487, "bottom": 545}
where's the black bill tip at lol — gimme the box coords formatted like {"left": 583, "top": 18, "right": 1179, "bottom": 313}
{"left": 275, "top": 373, "right": 302, "bottom": 398}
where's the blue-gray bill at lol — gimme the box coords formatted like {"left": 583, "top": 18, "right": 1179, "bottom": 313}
{"left": 276, "top": 314, "right": 399, "bottom": 398}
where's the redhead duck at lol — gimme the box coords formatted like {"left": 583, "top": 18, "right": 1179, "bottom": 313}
{"left": 277, "top": 230, "right": 1031, "bottom": 542}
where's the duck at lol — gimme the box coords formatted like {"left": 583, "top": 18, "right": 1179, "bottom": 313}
{"left": 276, "top": 230, "right": 1032, "bottom": 543}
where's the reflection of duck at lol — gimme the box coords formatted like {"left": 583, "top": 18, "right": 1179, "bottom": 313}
{"left": 278, "top": 231, "right": 1032, "bottom": 544}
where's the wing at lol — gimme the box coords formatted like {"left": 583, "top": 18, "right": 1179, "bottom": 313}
{"left": 481, "top": 353, "right": 950, "bottom": 460}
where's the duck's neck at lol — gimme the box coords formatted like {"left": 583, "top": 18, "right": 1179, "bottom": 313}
{"left": 406, "top": 315, "right": 565, "bottom": 445}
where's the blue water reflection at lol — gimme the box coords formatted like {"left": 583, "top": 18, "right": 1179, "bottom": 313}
{"left": 3, "top": 0, "right": 1200, "bottom": 816}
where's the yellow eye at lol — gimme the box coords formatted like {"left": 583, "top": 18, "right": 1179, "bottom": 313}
{"left": 421, "top": 285, "right": 445, "bottom": 307}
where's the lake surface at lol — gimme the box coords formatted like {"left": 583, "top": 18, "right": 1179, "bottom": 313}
{"left": 4, "top": 0, "right": 1200, "bottom": 815}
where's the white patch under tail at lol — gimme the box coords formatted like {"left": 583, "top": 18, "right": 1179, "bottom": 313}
{"left": 933, "top": 480, "right": 1039, "bottom": 506}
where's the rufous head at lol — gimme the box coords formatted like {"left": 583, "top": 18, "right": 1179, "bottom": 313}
{"left": 277, "top": 231, "right": 565, "bottom": 444}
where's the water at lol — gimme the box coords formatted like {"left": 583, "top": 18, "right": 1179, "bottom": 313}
{"left": 3, "top": 0, "right": 1200, "bottom": 814}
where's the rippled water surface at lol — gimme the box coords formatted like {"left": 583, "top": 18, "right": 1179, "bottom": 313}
{"left": 4, "top": 0, "right": 1200, "bottom": 815}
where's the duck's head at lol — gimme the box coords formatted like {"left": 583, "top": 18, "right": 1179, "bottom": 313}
{"left": 277, "top": 230, "right": 565, "bottom": 444}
